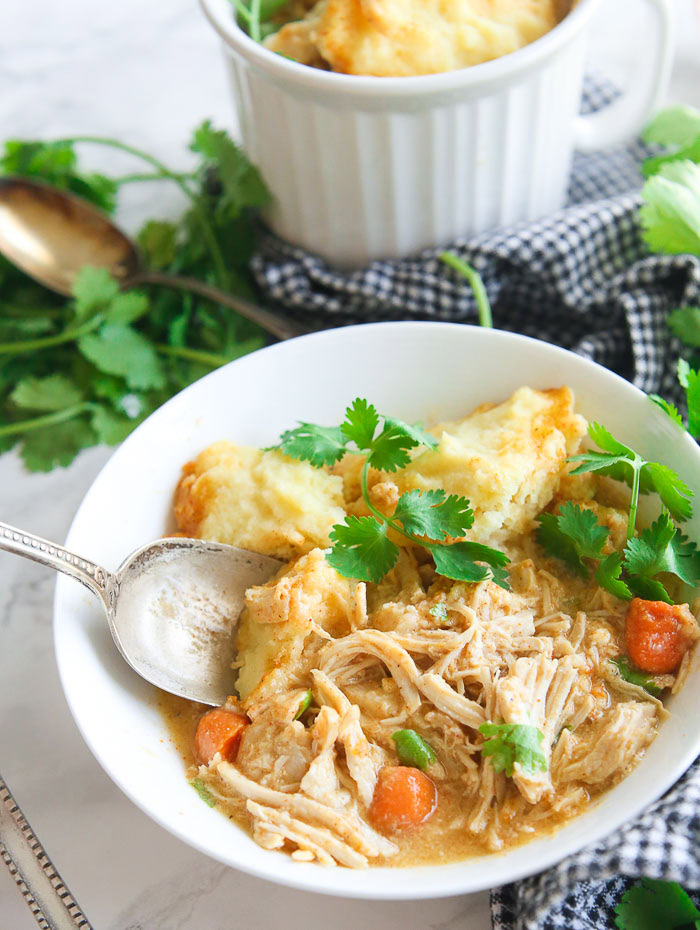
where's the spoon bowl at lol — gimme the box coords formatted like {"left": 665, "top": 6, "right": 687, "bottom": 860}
{"left": 0, "top": 175, "right": 308, "bottom": 340}
{"left": 0, "top": 176, "right": 139, "bottom": 296}
{"left": 0, "top": 522, "right": 281, "bottom": 705}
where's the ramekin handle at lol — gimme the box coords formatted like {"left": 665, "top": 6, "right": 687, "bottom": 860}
{"left": 573, "top": 0, "right": 674, "bottom": 152}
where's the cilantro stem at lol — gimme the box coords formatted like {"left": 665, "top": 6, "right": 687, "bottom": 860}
{"left": 360, "top": 458, "right": 440, "bottom": 554}
{"left": 155, "top": 344, "right": 230, "bottom": 367}
{"left": 249, "top": 0, "right": 262, "bottom": 41}
{"left": 0, "top": 319, "right": 99, "bottom": 355}
{"left": 1, "top": 303, "right": 64, "bottom": 318}
{"left": 0, "top": 404, "right": 92, "bottom": 438}
{"left": 440, "top": 253, "right": 493, "bottom": 329}
{"left": 57, "top": 136, "right": 230, "bottom": 289}
{"left": 113, "top": 171, "right": 198, "bottom": 186}
{"left": 628, "top": 462, "right": 642, "bottom": 541}
{"left": 231, "top": 0, "right": 253, "bottom": 22}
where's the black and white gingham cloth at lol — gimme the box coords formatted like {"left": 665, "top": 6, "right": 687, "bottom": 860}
{"left": 251, "top": 76, "right": 700, "bottom": 928}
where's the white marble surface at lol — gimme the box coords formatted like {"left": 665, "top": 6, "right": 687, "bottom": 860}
{"left": 0, "top": 1, "right": 699, "bottom": 927}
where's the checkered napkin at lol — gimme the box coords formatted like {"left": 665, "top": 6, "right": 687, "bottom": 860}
{"left": 251, "top": 76, "right": 700, "bottom": 927}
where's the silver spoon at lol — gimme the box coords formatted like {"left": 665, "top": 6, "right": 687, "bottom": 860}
{"left": 0, "top": 176, "right": 308, "bottom": 341}
{"left": 0, "top": 520, "right": 282, "bottom": 706}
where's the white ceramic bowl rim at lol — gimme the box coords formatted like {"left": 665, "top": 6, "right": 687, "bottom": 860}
{"left": 53, "top": 322, "right": 700, "bottom": 900}
{"left": 199, "top": 0, "right": 599, "bottom": 98}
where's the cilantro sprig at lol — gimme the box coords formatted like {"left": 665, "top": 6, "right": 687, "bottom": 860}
{"left": 0, "top": 124, "right": 270, "bottom": 471}
{"left": 275, "top": 399, "right": 510, "bottom": 586}
{"left": 568, "top": 422, "right": 693, "bottom": 537}
{"left": 478, "top": 722, "right": 547, "bottom": 778}
{"left": 536, "top": 422, "right": 699, "bottom": 604}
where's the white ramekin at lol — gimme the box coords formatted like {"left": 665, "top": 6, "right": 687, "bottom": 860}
{"left": 200, "top": 0, "right": 673, "bottom": 266}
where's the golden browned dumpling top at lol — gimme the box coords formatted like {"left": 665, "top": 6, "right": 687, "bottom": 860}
{"left": 265, "top": 0, "right": 565, "bottom": 77}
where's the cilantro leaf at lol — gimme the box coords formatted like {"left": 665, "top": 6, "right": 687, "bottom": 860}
{"left": 479, "top": 722, "right": 547, "bottom": 778}
{"left": 640, "top": 160, "right": 700, "bottom": 255}
{"left": 536, "top": 502, "right": 609, "bottom": 577}
{"left": 190, "top": 120, "right": 269, "bottom": 222}
{"left": 650, "top": 394, "right": 684, "bottom": 427}
{"left": 71, "top": 267, "right": 121, "bottom": 321}
{"left": 615, "top": 879, "right": 700, "bottom": 930}
{"left": 625, "top": 514, "right": 700, "bottom": 589}
{"left": 105, "top": 292, "right": 150, "bottom": 326}
{"left": 367, "top": 418, "right": 420, "bottom": 472}
{"left": 10, "top": 375, "right": 84, "bottom": 411}
{"left": 138, "top": 220, "right": 178, "bottom": 270}
{"left": 432, "top": 541, "right": 510, "bottom": 587}
{"left": 78, "top": 324, "right": 166, "bottom": 390}
{"left": 611, "top": 657, "right": 662, "bottom": 696}
{"left": 340, "top": 398, "right": 380, "bottom": 450}
{"left": 383, "top": 416, "right": 438, "bottom": 451}
{"left": 392, "top": 489, "right": 474, "bottom": 540}
{"left": 643, "top": 106, "right": 700, "bottom": 148}
{"left": 625, "top": 574, "right": 674, "bottom": 604}
{"left": 595, "top": 553, "right": 632, "bottom": 600}
{"left": 669, "top": 306, "right": 700, "bottom": 348}
{"left": 277, "top": 422, "right": 348, "bottom": 467}
{"left": 91, "top": 405, "right": 139, "bottom": 444}
{"left": 20, "top": 419, "right": 97, "bottom": 472}
{"left": 326, "top": 516, "right": 399, "bottom": 583}
{"left": 588, "top": 421, "right": 634, "bottom": 457}
{"left": 686, "top": 367, "right": 700, "bottom": 439}
{"left": 642, "top": 137, "right": 700, "bottom": 180}
{"left": 645, "top": 463, "right": 694, "bottom": 523}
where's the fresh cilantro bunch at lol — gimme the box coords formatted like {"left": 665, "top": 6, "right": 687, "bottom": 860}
{"left": 274, "top": 399, "right": 510, "bottom": 586}
{"left": 536, "top": 422, "right": 700, "bottom": 605}
{"left": 615, "top": 878, "right": 700, "bottom": 930}
{"left": 478, "top": 722, "right": 547, "bottom": 777}
{"left": 0, "top": 123, "right": 270, "bottom": 471}
{"left": 640, "top": 106, "right": 700, "bottom": 436}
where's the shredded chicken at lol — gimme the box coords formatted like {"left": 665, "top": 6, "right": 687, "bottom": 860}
{"left": 216, "top": 762, "right": 398, "bottom": 860}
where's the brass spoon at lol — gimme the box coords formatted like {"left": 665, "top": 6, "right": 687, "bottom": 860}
{"left": 0, "top": 176, "right": 308, "bottom": 341}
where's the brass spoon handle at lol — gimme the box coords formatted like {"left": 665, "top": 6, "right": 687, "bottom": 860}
{"left": 0, "top": 773, "right": 95, "bottom": 930}
{"left": 126, "top": 270, "right": 311, "bottom": 342}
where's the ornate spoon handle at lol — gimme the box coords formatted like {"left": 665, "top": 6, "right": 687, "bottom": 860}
{"left": 0, "top": 773, "right": 94, "bottom": 930}
{"left": 0, "top": 521, "right": 113, "bottom": 605}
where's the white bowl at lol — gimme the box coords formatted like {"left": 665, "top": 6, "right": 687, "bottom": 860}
{"left": 200, "top": 0, "right": 673, "bottom": 265}
{"left": 54, "top": 322, "right": 700, "bottom": 899}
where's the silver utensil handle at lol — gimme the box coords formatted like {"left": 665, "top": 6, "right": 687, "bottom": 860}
{"left": 0, "top": 521, "right": 113, "bottom": 606}
{"left": 0, "top": 774, "right": 94, "bottom": 930}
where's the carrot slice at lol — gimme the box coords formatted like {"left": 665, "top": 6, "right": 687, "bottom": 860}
{"left": 194, "top": 708, "right": 249, "bottom": 766}
{"left": 369, "top": 766, "right": 437, "bottom": 833}
{"left": 625, "top": 598, "right": 696, "bottom": 674}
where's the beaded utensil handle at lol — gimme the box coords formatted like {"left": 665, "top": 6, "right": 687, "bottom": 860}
{"left": 0, "top": 773, "right": 94, "bottom": 930}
